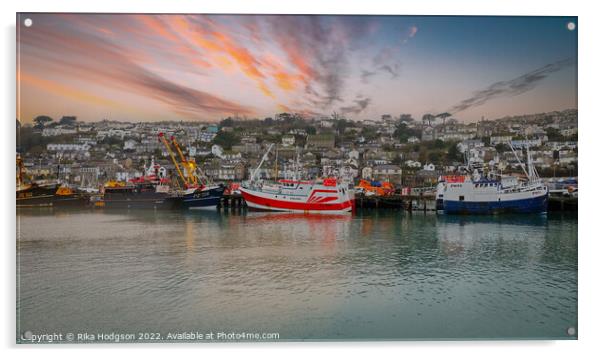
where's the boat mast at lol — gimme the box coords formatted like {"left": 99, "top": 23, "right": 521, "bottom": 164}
{"left": 274, "top": 147, "right": 278, "bottom": 180}
{"left": 293, "top": 148, "right": 300, "bottom": 181}
{"left": 251, "top": 143, "right": 274, "bottom": 182}
{"left": 525, "top": 145, "right": 540, "bottom": 182}
{"left": 507, "top": 140, "right": 530, "bottom": 178}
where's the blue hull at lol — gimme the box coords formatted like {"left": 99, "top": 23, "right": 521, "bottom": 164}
{"left": 181, "top": 186, "right": 225, "bottom": 209}
{"left": 443, "top": 194, "right": 548, "bottom": 215}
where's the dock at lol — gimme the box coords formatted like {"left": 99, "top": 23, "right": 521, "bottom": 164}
{"left": 354, "top": 194, "right": 437, "bottom": 211}
{"left": 548, "top": 194, "right": 578, "bottom": 211}
{"left": 217, "top": 193, "right": 576, "bottom": 212}
{"left": 218, "top": 194, "right": 246, "bottom": 211}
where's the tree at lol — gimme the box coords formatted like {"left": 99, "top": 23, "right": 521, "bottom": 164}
{"left": 495, "top": 143, "right": 508, "bottom": 152}
{"left": 394, "top": 122, "right": 420, "bottom": 143}
{"left": 399, "top": 114, "right": 414, "bottom": 123}
{"left": 335, "top": 119, "right": 350, "bottom": 135}
{"left": 422, "top": 113, "right": 435, "bottom": 126}
{"left": 220, "top": 117, "right": 234, "bottom": 127}
{"left": 436, "top": 112, "right": 452, "bottom": 131}
{"left": 428, "top": 151, "right": 444, "bottom": 164}
{"left": 545, "top": 127, "right": 564, "bottom": 141}
{"left": 431, "top": 139, "right": 446, "bottom": 149}
{"left": 276, "top": 112, "right": 294, "bottom": 124}
{"left": 33, "top": 115, "right": 53, "bottom": 129}
{"left": 59, "top": 116, "right": 77, "bottom": 126}
{"left": 361, "top": 127, "right": 379, "bottom": 141}
{"left": 447, "top": 143, "right": 463, "bottom": 162}
{"left": 212, "top": 131, "right": 240, "bottom": 150}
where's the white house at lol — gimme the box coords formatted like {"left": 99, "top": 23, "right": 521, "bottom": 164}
{"left": 361, "top": 167, "right": 373, "bottom": 180}
{"left": 320, "top": 120, "right": 334, "bottom": 128}
{"left": 404, "top": 160, "right": 422, "bottom": 168}
{"left": 423, "top": 163, "right": 436, "bottom": 171}
{"left": 457, "top": 139, "right": 484, "bottom": 153}
{"left": 198, "top": 131, "right": 217, "bottom": 143}
{"left": 123, "top": 139, "right": 138, "bottom": 151}
{"left": 510, "top": 139, "right": 542, "bottom": 148}
{"left": 348, "top": 149, "right": 360, "bottom": 160}
{"left": 490, "top": 135, "right": 513, "bottom": 146}
{"left": 281, "top": 135, "right": 295, "bottom": 147}
{"left": 47, "top": 143, "right": 90, "bottom": 152}
{"left": 211, "top": 144, "right": 224, "bottom": 159}
{"left": 42, "top": 127, "right": 77, "bottom": 137}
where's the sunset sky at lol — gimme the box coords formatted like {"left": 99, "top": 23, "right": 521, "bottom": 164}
{"left": 17, "top": 14, "right": 577, "bottom": 123}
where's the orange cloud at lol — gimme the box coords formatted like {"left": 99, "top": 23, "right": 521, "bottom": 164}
{"left": 277, "top": 103, "right": 292, "bottom": 112}
{"left": 19, "top": 72, "right": 121, "bottom": 108}
{"left": 166, "top": 16, "right": 278, "bottom": 100}
{"left": 259, "top": 82, "right": 275, "bottom": 98}
{"left": 136, "top": 15, "right": 180, "bottom": 43}
{"left": 19, "top": 17, "right": 255, "bottom": 119}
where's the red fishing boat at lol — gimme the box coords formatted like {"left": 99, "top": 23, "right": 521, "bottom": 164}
{"left": 240, "top": 178, "right": 354, "bottom": 214}
{"left": 239, "top": 144, "right": 354, "bottom": 214}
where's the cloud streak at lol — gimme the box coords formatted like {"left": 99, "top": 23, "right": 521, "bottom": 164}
{"left": 267, "top": 16, "right": 377, "bottom": 109}
{"left": 361, "top": 25, "right": 414, "bottom": 84}
{"left": 340, "top": 96, "right": 371, "bottom": 115}
{"left": 19, "top": 15, "right": 255, "bottom": 119}
{"left": 448, "top": 58, "right": 576, "bottom": 114}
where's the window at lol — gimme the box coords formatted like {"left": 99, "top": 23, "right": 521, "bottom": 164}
{"left": 459, "top": 196, "right": 465, "bottom": 201}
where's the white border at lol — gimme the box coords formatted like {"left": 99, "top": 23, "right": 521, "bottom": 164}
{"left": 2, "top": 0, "right": 600, "bottom": 356}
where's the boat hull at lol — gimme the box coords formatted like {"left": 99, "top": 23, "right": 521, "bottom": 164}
{"left": 52, "top": 194, "right": 90, "bottom": 207}
{"left": 240, "top": 187, "right": 353, "bottom": 214}
{"left": 443, "top": 193, "right": 548, "bottom": 214}
{"left": 102, "top": 186, "right": 179, "bottom": 209}
{"left": 17, "top": 184, "right": 90, "bottom": 208}
{"left": 181, "top": 186, "right": 225, "bottom": 210}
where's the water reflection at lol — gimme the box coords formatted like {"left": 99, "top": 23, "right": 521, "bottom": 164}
{"left": 17, "top": 209, "right": 577, "bottom": 340}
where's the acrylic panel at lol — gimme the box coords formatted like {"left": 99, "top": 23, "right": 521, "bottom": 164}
{"left": 16, "top": 13, "right": 578, "bottom": 343}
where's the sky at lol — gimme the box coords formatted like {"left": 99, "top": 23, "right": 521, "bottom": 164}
{"left": 17, "top": 14, "right": 577, "bottom": 123}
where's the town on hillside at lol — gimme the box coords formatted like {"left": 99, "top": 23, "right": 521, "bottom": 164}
{"left": 16, "top": 109, "right": 578, "bottom": 192}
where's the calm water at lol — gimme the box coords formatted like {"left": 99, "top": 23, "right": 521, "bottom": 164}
{"left": 16, "top": 209, "right": 577, "bottom": 342}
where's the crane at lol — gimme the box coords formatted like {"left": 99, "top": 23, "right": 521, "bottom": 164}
{"left": 171, "top": 136, "right": 198, "bottom": 187}
{"left": 158, "top": 132, "right": 187, "bottom": 188}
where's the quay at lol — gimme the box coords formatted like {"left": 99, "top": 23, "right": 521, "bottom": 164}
{"left": 218, "top": 194, "right": 246, "bottom": 210}
{"left": 354, "top": 193, "right": 437, "bottom": 212}
{"left": 548, "top": 194, "right": 578, "bottom": 211}
{"left": 216, "top": 193, "right": 438, "bottom": 212}
{"left": 216, "top": 193, "right": 577, "bottom": 212}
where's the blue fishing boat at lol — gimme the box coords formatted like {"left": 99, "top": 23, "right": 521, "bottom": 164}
{"left": 181, "top": 184, "right": 225, "bottom": 210}
{"left": 441, "top": 143, "right": 548, "bottom": 214}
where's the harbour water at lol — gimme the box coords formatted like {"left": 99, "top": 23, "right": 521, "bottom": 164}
{"left": 16, "top": 209, "right": 577, "bottom": 341}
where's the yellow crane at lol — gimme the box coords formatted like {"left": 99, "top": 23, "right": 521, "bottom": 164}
{"left": 171, "top": 136, "right": 198, "bottom": 187}
{"left": 158, "top": 133, "right": 187, "bottom": 188}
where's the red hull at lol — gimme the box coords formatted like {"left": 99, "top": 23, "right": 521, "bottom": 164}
{"left": 241, "top": 189, "right": 353, "bottom": 212}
